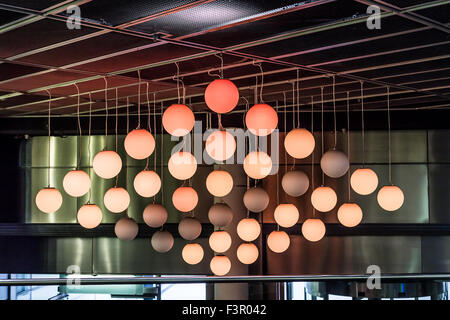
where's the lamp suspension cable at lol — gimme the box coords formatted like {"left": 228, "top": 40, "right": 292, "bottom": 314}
{"left": 290, "top": 82, "right": 296, "bottom": 170}
{"left": 87, "top": 93, "right": 93, "bottom": 203}
{"left": 137, "top": 70, "right": 141, "bottom": 129}
{"left": 346, "top": 91, "right": 351, "bottom": 202}
{"left": 311, "top": 95, "right": 315, "bottom": 217}
{"left": 387, "top": 86, "right": 392, "bottom": 185}
{"left": 160, "top": 101, "right": 164, "bottom": 206}
{"left": 174, "top": 62, "right": 181, "bottom": 104}
{"left": 283, "top": 91, "right": 288, "bottom": 175}
{"left": 360, "top": 81, "right": 365, "bottom": 167}
{"left": 296, "top": 69, "right": 300, "bottom": 128}
{"left": 103, "top": 76, "right": 108, "bottom": 149}
{"left": 253, "top": 61, "right": 264, "bottom": 104}
{"left": 126, "top": 97, "right": 129, "bottom": 134}
{"left": 320, "top": 86, "right": 325, "bottom": 186}
{"left": 153, "top": 93, "right": 157, "bottom": 173}
{"left": 332, "top": 75, "right": 337, "bottom": 149}
{"left": 114, "top": 88, "right": 119, "bottom": 188}
{"left": 74, "top": 83, "right": 82, "bottom": 169}
{"left": 45, "top": 89, "right": 51, "bottom": 187}
{"left": 214, "top": 52, "right": 224, "bottom": 79}
{"left": 146, "top": 83, "right": 151, "bottom": 133}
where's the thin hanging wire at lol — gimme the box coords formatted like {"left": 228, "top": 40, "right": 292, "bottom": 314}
{"left": 214, "top": 53, "right": 224, "bottom": 79}
{"left": 87, "top": 93, "right": 93, "bottom": 203}
{"left": 253, "top": 61, "right": 264, "bottom": 103}
{"left": 160, "top": 102, "right": 165, "bottom": 206}
{"left": 290, "top": 82, "right": 296, "bottom": 170}
{"left": 283, "top": 92, "right": 288, "bottom": 175}
{"left": 103, "top": 77, "right": 108, "bottom": 149}
{"left": 320, "top": 86, "right": 325, "bottom": 186}
{"left": 296, "top": 69, "right": 300, "bottom": 128}
{"left": 174, "top": 62, "right": 181, "bottom": 104}
{"left": 146, "top": 83, "right": 151, "bottom": 132}
{"left": 114, "top": 89, "right": 119, "bottom": 188}
{"left": 136, "top": 70, "right": 141, "bottom": 129}
{"left": 346, "top": 92, "right": 351, "bottom": 202}
{"left": 153, "top": 93, "right": 157, "bottom": 172}
{"left": 387, "top": 86, "right": 392, "bottom": 184}
{"left": 45, "top": 89, "right": 52, "bottom": 187}
{"left": 126, "top": 97, "right": 130, "bottom": 134}
{"left": 311, "top": 95, "right": 316, "bottom": 217}
{"left": 332, "top": 76, "right": 337, "bottom": 149}
{"left": 360, "top": 81, "right": 365, "bottom": 167}
{"left": 73, "top": 83, "right": 82, "bottom": 169}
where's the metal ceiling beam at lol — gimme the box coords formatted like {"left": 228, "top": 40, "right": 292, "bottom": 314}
{"left": 354, "top": 0, "right": 450, "bottom": 34}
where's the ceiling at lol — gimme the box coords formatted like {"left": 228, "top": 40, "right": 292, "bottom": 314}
{"left": 0, "top": 0, "right": 449, "bottom": 120}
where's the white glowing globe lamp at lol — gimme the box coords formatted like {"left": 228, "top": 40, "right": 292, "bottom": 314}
{"left": 182, "top": 243, "right": 204, "bottom": 265}
{"left": 337, "top": 203, "right": 363, "bottom": 227}
{"left": 377, "top": 185, "right": 404, "bottom": 211}
{"left": 206, "top": 170, "right": 233, "bottom": 197}
{"left": 320, "top": 149, "right": 349, "bottom": 178}
{"left": 243, "top": 187, "right": 270, "bottom": 212}
{"left": 237, "top": 218, "right": 261, "bottom": 242}
{"left": 63, "top": 170, "right": 91, "bottom": 197}
{"left": 267, "top": 230, "right": 290, "bottom": 253}
{"left": 134, "top": 170, "right": 161, "bottom": 197}
{"left": 351, "top": 168, "right": 378, "bottom": 195}
{"left": 284, "top": 128, "right": 315, "bottom": 159}
{"left": 124, "top": 129, "right": 155, "bottom": 160}
{"left": 143, "top": 203, "right": 167, "bottom": 228}
{"left": 274, "top": 204, "right": 299, "bottom": 228}
{"left": 104, "top": 187, "right": 130, "bottom": 213}
{"left": 302, "top": 218, "right": 326, "bottom": 242}
{"left": 311, "top": 186, "right": 337, "bottom": 212}
{"left": 282, "top": 170, "right": 309, "bottom": 197}
{"left": 236, "top": 243, "right": 259, "bottom": 265}
{"left": 151, "top": 230, "right": 174, "bottom": 253}
{"left": 243, "top": 151, "right": 272, "bottom": 179}
{"left": 172, "top": 187, "right": 198, "bottom": 212}
{"left": 168, "top": 151, "right": 197, "bottom": 180}
{"left": 35, "top": 188, "right": 63, "bottom": 214}
{"left": 210, "top": 255, "right": 231, "bottom": 276}
{"left": 93, "top": 150, "right": 122, "bottom": 179}
{"left": 205, "top": 130, "right": 236, "bottom": 161}
{"left": 209, "top": 231, "right": 232, "bottom": 253}
{"left": 77, "top": 204, "right": 102, "bottom": 229}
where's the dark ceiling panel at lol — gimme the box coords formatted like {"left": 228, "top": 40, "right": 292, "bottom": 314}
{"left": 0, "top": 19, "right": 98, "bottom": 59}
{"left": 0, "top": 9, "right": 27, "bottom": 26}
{"left": 0, "top": 0, "right": 64, "bottom": 11}
{"left": 78, "top": 0, "right": 201, "bottom": 26}
{"left": 414, "top": 4, "right": 450, "bottom": 24}
{"left": 184, "top": 0, "right": 368, "bottom": 47}
{"left": 384, "top": 0, "right": 430, "bottom": 8}
{"left": 129, "top": 0, "right": 312, "bottom": 36}
{"left": 17, "top": 32, "right": 154, "bottom": 67}
{"left": 0, "top": 63, "right": 46, "bottom": 82}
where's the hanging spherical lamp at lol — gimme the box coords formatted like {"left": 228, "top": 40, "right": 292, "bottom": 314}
{"left": 311, "top": 186, "right": 337, "bottom": 212}
{"left": 172, "top": 187, "right": 198, "bottom": 212}
{"left": 204, "top": 79, "right": 239, "bottom": 114}
{"left": 243, "top": 151, "right": 272, "bottom": 179}
{"left": 209, "top": 231, "right": 232, "bottom": 253}
{"left": 208, "top": 203, "right": 233, "bottom": 227}
{"left": 35, "top": 187, "right": 63, "bottom": 214}
{"left": 236, "top": 243, "right": 259, "bottom": 265}
{"left": 281, "top": 170, "right": 309, "bottom": 197}
{"left": 320, "top": 149, "right": 349, "bottom": 178}
{"left": 337, "top": 203, "right": 363, "bottom": 227}
{"left": 274, "top": 204, "right": 299, "bottom": 228}
{"left": 206, "top": 170, "right": 233, "bottom": 197}
{"left": 210, "top": 255, "right": 231, "bottom": 276}
{"left": 284, "top": 128, "right": 315, "bottom": 159}
{"left": 93, "top": 150, "right": 122, "bottom": 179}
{"left": 267, "top": 230, "right": 290, "bottom": 253}
{"left": 104, "top": 187, "right": 130, "bottom": 213}
{"left": 182, "top": 243, "right": 204, "bottom": 265}
{"left": 168, "top": 151, "right": 197, "bottom": 180}
{"left": 63, "top": 170, "right": 91, "bottom": 197}
{"left": 243, "top": 187, "right": 269, "bottom": 212}
{"left": 134, "top": 170, "right": 161, "bottom": 198}
{"left": 77, "top": 204, "right": 102, "bottom": 229}
{"left": 351, "top": 168, "right": 379, "bottom": 195}
{"left": 162, "top": 104, "right": 195, "bottom": 137}
{"left": 302, "top": 218, "right": 326, "bottom": 242}
{"left": 124, "top": 129, "right": 155, "bottom": 160}
{"left": 236, "top": 218, "right": 261, "bottom": 242}
{"left": 143, "top": 203, "right": 167, "bottom": 228}
{"left": 114, "top": 217, "right": 138, "bottom": 241}
{"left": 151, "top": 230, "right": 174, "bottom": 253}
{"left": 205, "top": 130, "right": 236, "bottom": 161}
{"left": 245, "top": 104, "right": 278, "bottom": 136}
{"left": 178, "top": 217, "right": 202, "bottom": 240}
{"left": 377, "top": 185, "right": 404, "bottom": 211}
